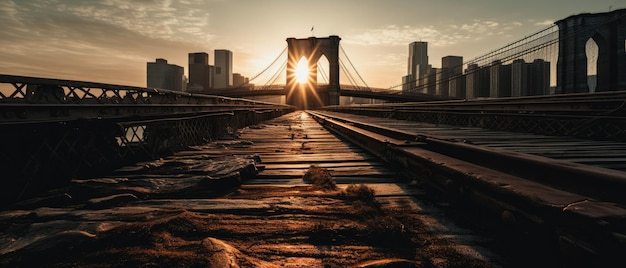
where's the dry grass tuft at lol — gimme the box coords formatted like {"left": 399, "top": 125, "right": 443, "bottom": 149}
{"left": 344, "top": 184, "right": 376, "bottom": 204}
{"left": 303, "top": 165, "right": 336, "bottom": 190}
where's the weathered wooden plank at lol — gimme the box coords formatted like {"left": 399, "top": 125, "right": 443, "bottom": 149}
{"left": 261, "top": 162, "right": 385, "bottom": 170}
{"left": 257, "top": 167, "right": 397, "bottom": 178}
{"left": 259, "top": 153, "right": 377, "bottom": 164}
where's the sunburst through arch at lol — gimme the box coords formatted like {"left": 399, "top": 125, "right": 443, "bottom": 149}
{"left": 286, "top": 52, "right": 325, "bottom": 110}
{"left": 286, "top": 36, "right": 341, "bottom": 110}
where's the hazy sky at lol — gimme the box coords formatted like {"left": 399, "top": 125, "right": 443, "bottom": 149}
{"left": 0, "top": 0, "right": 623, "bottom": 88}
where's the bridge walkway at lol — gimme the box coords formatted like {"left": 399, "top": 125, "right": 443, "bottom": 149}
{"left": 0, "top": 111, "right": 500, "bottom": 267}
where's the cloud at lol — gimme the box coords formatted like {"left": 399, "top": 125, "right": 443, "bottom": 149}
{"left": 458, "top": 20, "right": 501, "bottom": 35}
{"left": 0, "top": 0, "right": 219, "bottom": 85}
{"left": 0, "top": 12, "right": 201, "bottom": 85}
{"left": 534, "top": 20, "right": 554, "bottom": 26}
{"left": 51, "top": 0, "right": 215, "bottom": 43}
{"left": 343, "top": 25, "right": 457, "bottom": 47}
{"left": 344, "top": 19, "right": 524, "bottom": 48}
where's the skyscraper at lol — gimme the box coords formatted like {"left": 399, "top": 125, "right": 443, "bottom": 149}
{"left": 438, "top": 56, "right": 463, "bottom": 97}
{"left": 510, "top": 58, "right": 551, "bottom": 97}
{"left": 214, "top": 49, "right": 233, "bottom": 89}
{"left": 407, "top": 41, "right": 428, "bottom": 89}
{"left": 441, "top": 56, "right": 465, "bottom": 98}
{"left": 511, "top": 59, "right": 530, "bottom": 97}
{"left": 424, "top": 67, "right": 438, "bottom": 95}
{"left": 233, "top": 73, "right": 249, "bottom": 88}
{"left": 466, "top": 63, "right": 490, "bottom": 99}
{"left": 188, "top": 52, "right": 212, "bottom": 91}
{"left": 147, "top": 58, "right": 185, "bottom": 91}
{"left": 529, "top": 59, "right": 550, "bottom": 96}
{"left": 490, "top": 60, "right": 511, "bottom": 98}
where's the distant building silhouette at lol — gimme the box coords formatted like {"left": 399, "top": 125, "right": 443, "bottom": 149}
{"left": 214, "top": 49, "right": 233, "bottom": 89}
{"left": 406, "top": 41, "right": 429, "bottom": 91}
{"left": 511, "top": 59, "right": 529, "bottom": 97}
{"left": 233, "top": 73, "right": 249, "bottom": 88}
{"left": 147, "top": 58, "right": 185, "bottom": 91}
{"left": 188, "top": 52, "right": 213, "bottom": 91}
{"left": 511, "top": 59, "right": 551, "bottom": 97}
{"left": 490, "top": 60, "right": 511, "bottom": 98}
{"left": 438, "top": 56, "right": 463, "bottom": 97}
{"left": 529, "top": 59, "right": 550, "bottom": 96}
{"left": 424, "top": 67, "right": 438, "bottom": 95}
{"left": 401, "top": 75, "right": 413, "bottom": 92}
{"left": 466, "top": 63, "right": 490, "bottom": 99}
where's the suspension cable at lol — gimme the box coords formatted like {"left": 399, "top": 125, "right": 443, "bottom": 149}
{"left": 244, "top": 46, "right": 288, "bottom": 86}
{"left": 339, "top": 44, "right": 370, "bottom": 90}
{"left": 317, "top": 63, "right": 329, "bottom": 84}
{"left": 263, "top": 60, "right": 287, "bottom": 89}
{"left": 339, "top": 58, "right": 361, "bottom": 90}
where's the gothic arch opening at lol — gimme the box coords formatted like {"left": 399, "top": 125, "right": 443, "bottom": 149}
{"left": 295, "top": 56, "right": 309, "bottom": 84}
{"left": 316, "top": 54, "right": 330, "bottom": 85}
{"left": 556, "top": 9, "right": 626, "bottom": 93}
{"left": 586, "top": 37, "right": 599, "bottom": 92}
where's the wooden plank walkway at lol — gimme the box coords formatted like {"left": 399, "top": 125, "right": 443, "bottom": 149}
{"left": 0, "top": 111, "right": 504, "bottom": 267}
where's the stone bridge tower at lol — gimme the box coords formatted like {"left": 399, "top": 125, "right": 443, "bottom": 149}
{"left": 286, "top": 36, "right": 341, "bottom": 109}
{"left": 556, "top": 9, "right": 626, "bottom": 93}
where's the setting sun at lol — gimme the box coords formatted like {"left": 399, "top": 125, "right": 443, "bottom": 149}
{"left": 295, "top": 57, "right": 309, "bottom": 84}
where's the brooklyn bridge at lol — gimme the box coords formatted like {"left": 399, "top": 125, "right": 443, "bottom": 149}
{"left": 1, "top": 9, "right": 625, "bottom": 267}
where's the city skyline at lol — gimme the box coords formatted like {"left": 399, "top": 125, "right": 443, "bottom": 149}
{"left": 0, "top": 0, "right": 623, "bottom": 89}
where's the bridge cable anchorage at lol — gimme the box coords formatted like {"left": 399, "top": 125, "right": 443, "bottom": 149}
{"left": 238, "top": 46, "right": 288, "bottom": 88}
{"left": 339, "top": 44, "right": 370, "bottom": 90}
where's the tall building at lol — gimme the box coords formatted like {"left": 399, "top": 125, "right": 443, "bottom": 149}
{"left": 511, "top": 58, "right": 551, "bottom": 97}
{"left": 407, "top": 41, "right": 429, "bottom": 90}
{"left": 466, "top": 63, "right": 490, "bottom": 99}
{"left": 188, "top": 52, "right": 213, "bottom": 91}
{"left": 214, "top": 49, "right": 233, "bottom": 89}
{"left": 490, "top": 60, "right": 511, "bottom": 98}
{"left": 511, "top": 59, "right": 529, "bottom": 97}
{"left": 424, "top": 67, "right": 438, "bottom": 95}
{"left": 449, "top": 74, "right": 466, "bottom": 98}
{"left": 233, "top": 73, "right": 249, "bottom": 88}
{"left": 147, "top": 58, "right": 185, "bottom": 91}
{"left": 442, "top": 56, "right": 463, "bottom": 75}
{"left": 435, "top": 70, "right": 447, "bottom": 97}
{"left": 529, "top": 59, "right": 550, "bottom": 96}
{"left": 402, "top": 75, "right": 413, "bottom": 92}
{"left": 437, "top": 56, "right": 463, "bottom": 97}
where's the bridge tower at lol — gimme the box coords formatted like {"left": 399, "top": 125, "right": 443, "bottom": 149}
{"left": 286, "top": 36, "right": 341, "bottom": 109}
{"left": 556, "top": 9, "right": 626, "bottom": 93}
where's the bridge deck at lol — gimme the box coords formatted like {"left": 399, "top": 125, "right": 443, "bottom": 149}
{"left": 0, "top": 111, "right": 498, "bottom": 267}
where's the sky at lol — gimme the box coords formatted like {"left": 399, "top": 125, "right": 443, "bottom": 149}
{"left": 0, "top": 0, "right": 623, "bottom": 89}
